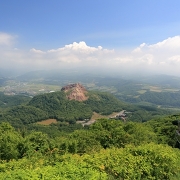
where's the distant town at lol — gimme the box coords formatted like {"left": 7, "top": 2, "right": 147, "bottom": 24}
{"left": 1, "top": 80, "right": 61, "bottom": 97}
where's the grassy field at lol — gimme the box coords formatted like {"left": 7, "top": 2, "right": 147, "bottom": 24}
{"left": 142, "top": 85, "right": 179, "bottom": 93}
{"left": 137, "top": 90, "right": 147, "bottom": 94}
{"left": 90, "top": 112, "right": 123, "bottom": 120}
{"left": 37, "top": 119, "right": 57, "bottom": 125}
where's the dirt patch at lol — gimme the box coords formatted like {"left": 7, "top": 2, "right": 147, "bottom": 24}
{"left": 90, "top": 112, "right": 107, "bottom": 120}
{"left": 61, "top": 83, "right": 88, "bottom": 101}
{"left": 37, "top": 119, "right": 57, "bottom": 125}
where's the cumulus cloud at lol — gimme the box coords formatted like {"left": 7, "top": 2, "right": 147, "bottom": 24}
{"left": 149, "top": 36, "right": 180, "bottom": 49}
{"left": 47, "top": 41, "right": 113, "bottom": 54}
{"left": 29, "top": 41, "right": 114, "bottom": 66}
{"left": 53, "top": 41, "right": 104, "bottom": 53}
{"left": 1, "top": 33, "right": 180, "bottom": 76}
{"left": 131, "top": 36, "right": 180, "bottom": 75}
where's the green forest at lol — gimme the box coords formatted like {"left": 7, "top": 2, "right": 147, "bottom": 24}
{"left": 0, "top": 90, "right": 173, "bottom": 127}
{"left": 0, "top": 91, "right": 125, "bottom": 126}
{"left": 0, "top": 89, "right": 180, "bottom": 179}
{"left": 0, "top": 116, "right": 180, "bottom": 179}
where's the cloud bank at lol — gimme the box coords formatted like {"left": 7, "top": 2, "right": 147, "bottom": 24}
{"left": 1, "top": 32, "right": 180, "bottom": 76}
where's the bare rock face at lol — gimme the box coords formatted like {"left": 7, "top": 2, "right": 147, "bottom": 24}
{"left": 61, "top": 83, "right": 88, "bottom": 101}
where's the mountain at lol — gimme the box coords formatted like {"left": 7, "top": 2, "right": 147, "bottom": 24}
{"left": 0, "top": 83, "right": 125, "bottom": 126}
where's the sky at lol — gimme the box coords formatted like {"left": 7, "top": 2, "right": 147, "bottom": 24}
{"left": 1, "top": 0, "right": 180, "bottom": 76}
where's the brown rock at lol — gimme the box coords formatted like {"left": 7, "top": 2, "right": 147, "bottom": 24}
{"left": 61, "top": 83, "right": 88, "bottom": 101}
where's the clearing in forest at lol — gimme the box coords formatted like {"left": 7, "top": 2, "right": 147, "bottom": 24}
{"left": 37, "top": 119, "right": 57, "bottom": 125}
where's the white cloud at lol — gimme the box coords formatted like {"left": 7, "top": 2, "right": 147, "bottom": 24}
{"left": 48, "top": 41, "right": 113, "bottom": 54}
{"left": 132, "top": 43, "right": 146, "bottom": 53}
{"left": 0, "top": 32, "right": 15, "bottom": 46}
{"left": 28, "top": 41, "right": 114, "bottom": 66}
{"left": 30, "top": 48, "right": 45, "bottom": 54}
{"left": 149, "top": 36, "right": 180, "bottom": 50}
{"left": 130, "top": 36, "right": 180, "bottom": 75}
{"left": 1, "top": 33, "right": 180, "bottom": 76}
{"left": 168, "top": 55, "right": 180, "bottom": 65}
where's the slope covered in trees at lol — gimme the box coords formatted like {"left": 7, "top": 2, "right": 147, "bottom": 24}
{"left": 0, "top": 92, "right": 30, "bottom": 109}
{"left": 1, "top": 77, "right": 180, "bottom": 179}
{"left": 0, "top": 91, "right": 174, "bottom": 128}
{"left": 0, "top": 115, "right": 180, "bottom": 179}
{"left": 0, "top": 89, "right": 126, "bottom": 126}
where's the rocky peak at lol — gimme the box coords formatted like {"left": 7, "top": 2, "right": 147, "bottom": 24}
{"left": 61, "top": 83, "right": 88, "bottom": 101}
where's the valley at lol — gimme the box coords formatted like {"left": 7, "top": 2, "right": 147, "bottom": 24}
{"left": 1, "top": 73, "right": 180, "bottom": 109}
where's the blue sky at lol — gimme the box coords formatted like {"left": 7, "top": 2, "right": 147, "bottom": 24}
{"left": 1, "top": 1, "right": 180, "bottom": 76}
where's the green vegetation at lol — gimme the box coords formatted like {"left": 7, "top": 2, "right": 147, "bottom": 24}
{"left": 87, "top": 76, "right": 180, "bottom": 108}
{"left": 85, "top": 91, "right": 124, "bottom": 115}
{"left": 139, "top": 91, "right": 180, "bottom": 107}
{"left": 1, "top": 74, "right": 180, "bottom": 179}
{"left": 0, "top": 91, "right": 126, "bottom": 126}
{"left": 0, "top": 89, "right": 173, "bottom": 127}
{"left": 2, "top": 74, "right": 180, "bottom": 109}
{"left": 1, "top": 105, "right": 48, "bottom": 126}
{"left": 0, "top": 116, "right": 180, "bottom": 179}
{"left": 0, "top": 92, "right": 30, "bottom": 109}
{"left": 28, "top": 91, "right": 93, "bottom": 122}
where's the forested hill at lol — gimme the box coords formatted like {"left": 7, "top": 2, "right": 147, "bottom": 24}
{"left": 0, "top": 92, "right": 31, "bottom": 109}
{"left": 0, "top": 84, "right": 126, "bottom": 126}
{"left": 1, "top": 84, "right": 180, "bottom": 179}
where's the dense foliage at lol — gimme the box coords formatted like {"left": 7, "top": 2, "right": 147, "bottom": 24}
{"left": 0, "top": 105, "right": 48, "bottom": 127}
{"left": 124, "top": 104, "right": 171, "bottom": 122}
{"left": 85, "top": 91, "right": 125, "bottom": 115}
{"left": 0, "top": 117, "right": 180, "bottom": 179}
{"left": 0, "top": 90, "right": 173, "bottom": 127}
{"left": 0, "top": 81, "right": 180, "bottom": 179}
{"left": 92, "top": 76, "right": 180, "bottom": 108}
{"left": 139, "top": 91, "right": 180, "bottom": 107}
{"left": 0, "top": 91, "right": 125, "bottom": 125}
{"left": 0, "top": 92, "right": 30, "bottom": 109}
{"left": 28, "top": 91, "right": 93, "bottom": 122}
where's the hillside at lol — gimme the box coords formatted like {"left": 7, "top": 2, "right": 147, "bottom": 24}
{"left": 2, "top": 72, "right": 180, "bottom": 109}
{"left": 1, "top": 84, "right": 180, "bottom": 179}
{"left": 0, "top": 116, "right": 180, "bottom": 179}
{"left": 0, "top": 83, "right": 125, "bottom": 126}
{"left": 0, "top": 92, "right": 31, "bottom": 109}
